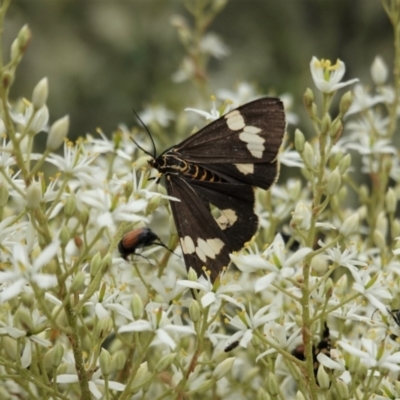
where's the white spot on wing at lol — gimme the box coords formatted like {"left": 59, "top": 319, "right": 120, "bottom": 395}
{"left": 196, "top": 246, "right": 207, "bottom": 263}
{"left": 181, "top": 236, "right": 195, "bottom": 254}
{"left": 207, "top": 238, "right": 224, "bottom": 255}
{"left": 197, "top": 239, "right": 215, "bottom": 259}
{"left": 216, "top": 209, "right": 238, "bottom": 230}
{"left": 243, "top": 125, "right": 261, "bottom": 134}
{"left": 225, "top": 110, "right": 245, "bottom": 131}
{"left": 181, "top": 236, "right": 225, "bottom": 261}
{"left": 234, "top": 163, "right": 254, "bottom": 175}
{"left": 239, "top": 131, "right": 265, "bottom": 159}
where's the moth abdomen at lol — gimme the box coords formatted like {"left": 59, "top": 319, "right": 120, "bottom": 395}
{"left": 154, "top": 155, "right": 225, "bottom": 183}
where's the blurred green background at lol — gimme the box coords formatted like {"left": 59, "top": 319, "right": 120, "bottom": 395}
{"left": 4, "top": 1, "right": 393, "bottom": 139}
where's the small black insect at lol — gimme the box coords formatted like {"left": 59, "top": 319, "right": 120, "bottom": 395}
{"left": 118, "top": 227, "right": 170, "bottom": 260}
{"left": 224, "top": 340, "right": 240, "bottom": 352}
{"left": 134, "top": 98, "right": 285, "bottom": 280}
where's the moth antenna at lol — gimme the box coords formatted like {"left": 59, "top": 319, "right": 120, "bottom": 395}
{"left": 153, "top": 241, "right": 180, "bottom": 258}
{"left": 132, "top": 108, "right": 157, "bottom": 158}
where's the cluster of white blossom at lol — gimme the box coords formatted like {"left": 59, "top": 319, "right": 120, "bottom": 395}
{"left": 1, "top": 2, "right": 400, "bottom": 400}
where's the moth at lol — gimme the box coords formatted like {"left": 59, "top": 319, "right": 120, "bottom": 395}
{"left": 136, "top": 98, "right": 285, "bottom": 280}
{"left": 118, "top": 227, "right": 170, "bottom": 260}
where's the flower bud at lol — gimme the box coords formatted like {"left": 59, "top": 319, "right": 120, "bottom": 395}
{"left": 339, "top": 91, "right": 353, "bottom": 116}
{"left": 2, "top": 70, "right": 14, "bottom": 89}
{"left": 80, "top": 207, "right": 89, "bottom": 227}
{"left": 51, "top": 343, "right": 64, "bottom": 368}
{"left": 266, "top": 372, "right": 279, "bottom": 396}
{"left": 187, "top": 267, "right": 198, "bottom": 281}
{"left": 295, "top": 391, "right": 306, "bottom": 400}
{"left": 101, "top": 254, "right": 112, "bottom": 272}
{"left": 189, "top": 299, "right": 201, "bottom": 322}
{"left": 303, "top": 142, "right": 315, "bottom": 169}
{"left": 131, "top": 293, "right": 143, "bottom": 319}
{"left": 30, "top": 106, "right": 49, "bottom": 134}
{"left": 339, "top": 213, "right": 359, "bottom": 237}
{"left": 371, "top": 56, "right": 388, "bottom": 85}
{"left": 294, "top": 129, "right": 305, "bottom": 153}
{"left": 155, "top": 353, "right": 176, "bottom": 373}
{"left": 243, "top": 367, "right": 259, "bottom": 383}
{"left": 291, "top": 202, "right": 312, "bottom": 231}
{"left": 327, "top": 167, "right": 341, "bottom": 196}
{"left": 124, "top": 180, "right": 133, "bottom": 200}
{"left": 321, "top": 114, "right": 331, "bottom": 136}
{"left": 0, "top": 179, "right": 9, "bottom": 207}
{"left": 17, "top": 25, "right": 32, "bottom": 54}
{"left": 112, "top": 350, "right": 126, "bottom": 371}
{"left": 256, "top": 388, "right": 269, "bottom": 400}
{"left": 146, "top": 195, "right": 160, "bottom": 215}
{"left": 385, "top": 188, "right": 397, "bottom": 214}
{"left": 303, "top": 88, "right": 315, "bottom": 117}
{"left": 359, "top": 185, "right": 369, "bottom": 204}
{"left": 10, "top": 38, "right": 20, "bottom": 63}
{"left": 338, "top": 153, "right": 351, "bottom": 174}
{"left": 373, "top": 229, "right": 385, "bottom": 251}
{"left": 336, "top": 380, "right": 349, "bottom": 399}
{"left": 316, "top": 365, "right": 330, "bottom": 389}
{"left": 3, "top": 337, "right": 18, "bottom": 360}
{"left": 94, "top": 317, "right": 113, "bottom": 340}
{"left": 392, "top": 219, "right": 400, "bottom": 239}
{"left": 32, "top": 77, "right": 48, "bottom": 110}
{"left": 194, "top": 379, "right": 214, "bottom": 393}
{"left": 64, "top": 192, "right": 76, "bottom": 217}
{"left": 212, "top": 357, "right": 235, "bottom": 380}
{"left": 47, "top": 115, "right": 69, "bottom": 150}
{"left": 70, "top": 272, "right": 85, "bottom": 293}
{"left": 26, "top": 180, "right": 42, "bottom": 209}
{"left": 15, "top": 307, "right": 33, "bottom": 331}
{"left": 59, "top": 226, "right": 70, "bottom": 248}
{"left": 331, "top": 119, "right": 343, "bottom": 143}
{"left": 100, "top": 348, "right": 112, "bottom": 376}
{"left": 90, "top": 252, "right": 102, "bottom": 278}
{"left": 311, "top": 254, "right": 328, "bottom": 276}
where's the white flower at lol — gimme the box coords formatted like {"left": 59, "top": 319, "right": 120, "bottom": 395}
{"left": 139, "top": 104, "right": 174, "bottom": 127}
{"left": 310, "top": 57, "right": 359, "bottom": 94}
{"left": 217, "top": 82, "right": 259, "bottom": 107}
{"left": 0, "top": 242, "right": 59, "bottom": 302}
{"left": 319, "top": 241, "right": 367, "bottom": 273}
{"left": 280, "top": 93, "right": 299, "bottom": 125}
{"left": 256, "top": 323, "right": 302, "bottom": 361}
{"left": 46, "top": 142, "right": 102, "bottom": 187}
{"left": 226, "top": 304, "right": 279, "bottom": 348}
{"left": 352, "top": 269, "right": 392, "bottom": 314}
{"left": 56, "top": 369, "right": 125, "bottom": 399}
{"left": 0, "top": 309, "right": 51, "bottom": 368}
{"left": 245, "top": 234, "right": 312, "bottom": 292}
{"left": 338, "top": 337, "right": 400, "bottom": 372}
{"left": 178, "top": 274, "right": 243, "bottom": 309}
{"left": 345, "top": 84, "right": 385, "bottom": 116}
{"left": 279, "top": 148, "right": 304, "bottom": 168}
{"left": 200, "top": 33, "right": 230, "bottom": 59}
{"left": 185, "top": 97, "right": 221, "bottom": 121}
{"left": 371, "top": 56, "right": 388, "bottom": 85}
{"left": 171, "top": 57, "right": 196, "bottom": 83}
{"left": 11, "top": 103, "right": 49, "bottom": 134}
{"left": 291, "top": 201, "right": 312, "bottom": 231}
{"left": 78, "top": 187, "right": 148, "bottom": 232}
{"left": 118, "top": 304, "right": 195, "bottom": 350}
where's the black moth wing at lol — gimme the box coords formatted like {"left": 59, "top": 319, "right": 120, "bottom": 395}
{"left": 166, "top": 174, "right": 257, "bottom": 281}
{"left": 168, "top": 97, "right": 285, "bottom": 165}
